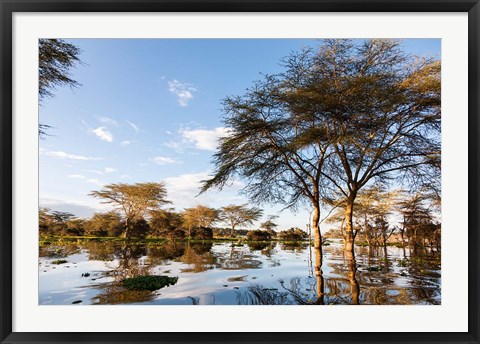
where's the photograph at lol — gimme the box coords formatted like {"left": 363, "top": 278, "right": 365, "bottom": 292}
{"left": 38, "top": 38, "right": 441, "bottom": 306}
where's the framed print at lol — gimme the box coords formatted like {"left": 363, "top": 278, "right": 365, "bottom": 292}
{"left": 1, "top": 1, "right": 479, "bottom": 343}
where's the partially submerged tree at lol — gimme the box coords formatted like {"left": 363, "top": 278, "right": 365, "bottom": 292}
{"left": 201, "top": 50, "right": 335, "bottom": 255}
{"left": 203, "top": 39, "right": 440, "bottom": 254}
{"left": 352, "top": 186, "right": 398, "bottom": 246}
{"left": 89, "top": 182, "right": 170, "bottom": 238}
{"left": 39, "top": 39, "right": 82, "bottom": 136}
{"left": 397, "top": 193, "right": 439, "bottom": 248}
{"left": 312, "top": 39, "right": 440, "bottom": 251}
{"left": 219, "top": 204, "right": 263, "bottom": 237}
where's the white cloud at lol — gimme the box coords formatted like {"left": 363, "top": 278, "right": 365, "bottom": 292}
{"left": 164, "top": 140, "right": 183, "bottom": 153}
{"left": 40, "top": 197, "right": 112, "bottom": 218}
{"left": 126, "top": 120, "right": 140, "bottom": 133}
{"left": 40, "top": 148, "right": 102, "bottom": 161}
{"left": 181, "top": 127, "right": 232, "bottom": 151}
{"left": 120, "top": 140, "right": 132, "bottom": 146}
{"left": 98, "top": 116, "right": 118, "bottom": 126}
{"left": 68, "top": 174, "right": 86, "bottom": 179}
{"left": 120, "top": 174, "right": 132, "bottom": 180}
{"left": 92, "top": 126, "right": 113, "bottom": 142}
{"left": 150, "top": 156, "right": 181, "bottom": 165}
{"left": 85, "top": 167, "right": 116, "bottom": 175}
{"left": 165, "top": 172, "right": 209, "bottom": 193}
{"left": 167, "top": 79, "right": 196, "bottom": 107}
{"left": 164, "top": 172, "right": 245, "bottom": 210}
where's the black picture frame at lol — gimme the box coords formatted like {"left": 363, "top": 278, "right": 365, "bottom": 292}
{"left": 1, "top": 1, "right": 478, "bottom": 343}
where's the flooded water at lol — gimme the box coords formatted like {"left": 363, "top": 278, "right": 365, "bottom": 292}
{"left": 39, "top": 240, "right": 440, "bottom": 305}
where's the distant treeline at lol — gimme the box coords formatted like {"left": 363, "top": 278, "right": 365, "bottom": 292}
{"left": 39, "top": 207, "right": 309, "bottom": 241}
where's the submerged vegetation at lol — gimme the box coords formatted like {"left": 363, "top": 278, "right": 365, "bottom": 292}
{"left": 122, "top": 275, "right": 179, "bottom": 291}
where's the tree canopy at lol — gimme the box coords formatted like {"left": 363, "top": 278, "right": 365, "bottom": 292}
{"left": 89, "top": 182, "right": 170, "bottom": 238}
{"left": 219, "top": 204, "right": 263, "bottom": 236}
{"left": 182, "top": 205, "right": 219, "bottom": 236}
{"left": 39, "top": 39, "right": 82, "bottom": 136}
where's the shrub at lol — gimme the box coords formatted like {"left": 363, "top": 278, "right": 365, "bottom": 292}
{"left": 191, "top": 227, "right": 213, "bottom": 240}
{"left": 163, "top": 229, "right": 186, "bottom": 241}
{"left": 122, "top": 275, "right": 178, "bottom": 291}
{"left": 246, "top": 230, "right": 272, "bottom": 241}
{"left": 277, "top": 228, "right": 309, "bottom": 241}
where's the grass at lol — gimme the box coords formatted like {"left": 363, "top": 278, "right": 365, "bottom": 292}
{"left": 51, "top": 259, "right": 68, "bottom": 265}
{"left": 122, "top": 275, "right": 178, "bottom": 291}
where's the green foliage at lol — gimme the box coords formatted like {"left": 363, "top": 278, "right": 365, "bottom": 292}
{"left": 365, "top": 266, "right": 381, "bottom": 272}
{"left": 122, "top": 275, "right": 178, "bottom": 291}
{"left": 51, "top": 259, "right": 68, "bottom": 265}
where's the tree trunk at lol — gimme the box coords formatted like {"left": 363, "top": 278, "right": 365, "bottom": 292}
{"left": 311, "top": 205, "right": 324, "bottom": 305}
{"left": 344, "top": 200, "right": 355, "bottom": 252}
{"left": 346, "top": 248, "right": 359, "bottom": 305}
{"left": 313, "top": 247, "right": 325, "bottom": 305}
{"left": 123, "top": 218, "right": 131, "bottom": 239}
{"left": 311, "top": 205, "right": 323, "bottom": 261}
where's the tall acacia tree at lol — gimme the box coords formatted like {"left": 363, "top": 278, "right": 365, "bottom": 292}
{"left": 300, "top": 39, "right": 441, "bottom": 251}
{"left": 201, "top": 53, "right": 334, "bottom": 255}
{"left": 219, "top": 204, "right": 263, "bottom": 237}
{"left": 203, "top": 39, "right": 440, "bottom": 255}
{"left": 182, "top": 205, "right": 219, "bottom": 237}
{"left": 89, "top": 182, "right": 170, "bottom": 238}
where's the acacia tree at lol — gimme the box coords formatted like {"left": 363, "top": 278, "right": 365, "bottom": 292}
{"left": 260, "top": 215, "right": 279, "bottom": 232}
{"left": 397, "top": 193, "right": 438, "bottom": 247}
{"left": 182, "top": 205, "right": 219, "bottom": 237}
{"left": 351, "top": 186, "right": 398, "bottom": 246}
{"left": 202, "top": 39, "right": 440, "bottom": 254}
{"left": 39, "top": 39, "right": 82, "bottom": 136}
{"left": 89, "top": 182, "right": 170, "bottom": 238}
{"left": 84, "top": 211, "right": 124, "bottom": 237}
{"left": 312, "top": 39, "right": 440, "bottom": 251}
{"left": 149, "top": 209, "right": 183, "bottom": 237}
{"left": 201, "top": 55, "right": 334, "bottom": 255}
{"left": 219, "top": 204, "right": 263, "bottom": 237}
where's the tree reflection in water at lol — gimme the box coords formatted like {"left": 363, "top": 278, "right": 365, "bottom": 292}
{"left": 237, "top": 245, "right": 359, "bottom": 305}
{"left": 40, "top": 239, "right": 440, "bottom": 305}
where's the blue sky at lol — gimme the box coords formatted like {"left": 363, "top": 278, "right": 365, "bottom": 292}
{"left": 39, "top": 38, "right": 440, "bottom": 231}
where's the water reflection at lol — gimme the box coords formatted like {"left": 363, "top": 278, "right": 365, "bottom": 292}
{"left": 39, "top": 240, "right": 440, "bottom": 305}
